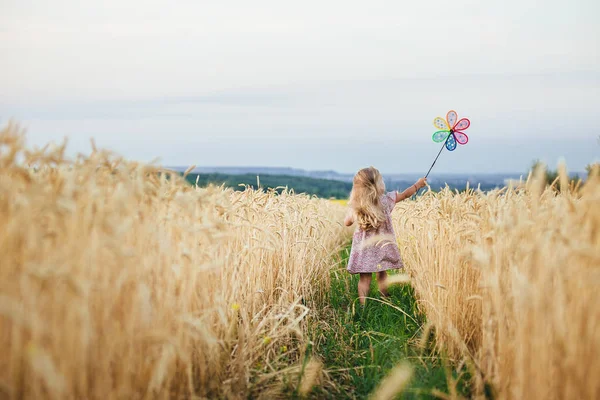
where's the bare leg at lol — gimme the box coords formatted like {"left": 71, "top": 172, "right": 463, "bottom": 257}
{"left": 377, "top": 271, "right": 389, "bottom": 297}
{"left": 358, "top": 273, "right": 372, "bottom": 305}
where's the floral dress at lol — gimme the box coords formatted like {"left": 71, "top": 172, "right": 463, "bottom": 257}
{"left": 346, "top": 192, "right": 404, "bottom": 274}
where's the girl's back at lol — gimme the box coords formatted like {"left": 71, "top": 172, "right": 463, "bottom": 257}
{"left": 344, "top": 166, "right": 426, "bottom": 304}
{"left": 346, "top": 191, "right": 402, "bottom": 274}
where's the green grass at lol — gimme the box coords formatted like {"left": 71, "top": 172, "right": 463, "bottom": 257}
{"left": 307, "top": 245, "right": 470, "bottom": 399}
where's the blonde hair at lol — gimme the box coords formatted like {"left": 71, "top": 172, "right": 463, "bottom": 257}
{"left": 349, "top": 166, "right": 386, "bottom": 231}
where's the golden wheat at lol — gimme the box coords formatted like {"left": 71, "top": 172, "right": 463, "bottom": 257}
{"left": 369, "top": 363, "right": 413, "bottom": 400}
{"left": 3, "top": 120, "right": 598, "bottom": 399}
{"left": 393, "top": 167, "right": 600, "bottom": 399}
{"left": 0, "top": 124, "right": 351, "bottom": 399}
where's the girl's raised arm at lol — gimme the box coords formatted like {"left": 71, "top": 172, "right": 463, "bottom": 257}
{"left": 395, "top": 177, "right": 427, "bottom": 203}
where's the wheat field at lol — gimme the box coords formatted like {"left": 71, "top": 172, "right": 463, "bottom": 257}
{"left": 392, "top": 168, "right": 600, "bottom": 399}
{"left": 1, "top": 121, "right": 599, "bottom": 399}
{"left": 0, "top": 124, "right": 350, "bottom": 399}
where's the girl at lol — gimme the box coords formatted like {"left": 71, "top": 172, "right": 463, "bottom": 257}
{"left": 344, "top": 166, "right": 427, "bottom": 304}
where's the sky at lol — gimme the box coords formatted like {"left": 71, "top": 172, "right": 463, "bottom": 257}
{"left": 1, "top": 0, "right": 599, "bottom": 174}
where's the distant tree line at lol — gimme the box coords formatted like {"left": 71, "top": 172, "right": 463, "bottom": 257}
{"left": 528, "top": 160, "right": 598, "bottom": 187}
{"left": 184, "top": 173, "right": 352, "bottom": 199}
{"left": 179, "top": 159, "right": 600, "bottom": 199}
{"left": 183, "top": 173, "right": 521, "bottom": 199}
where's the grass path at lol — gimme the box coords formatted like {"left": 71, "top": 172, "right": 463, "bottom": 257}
{"left": 307, "top": 246, "right": 469, "bottom": 399}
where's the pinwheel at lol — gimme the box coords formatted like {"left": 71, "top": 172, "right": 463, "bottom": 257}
{"left": 425, "top": 110, "right": 471, "bottom": 178}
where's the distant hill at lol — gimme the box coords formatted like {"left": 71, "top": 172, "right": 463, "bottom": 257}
{"left": 168, "top": 166, "right": 353, "bottom": 181}
{"left": 168, "top": 166, "right": 536, "bottom": 194}
{"left": 182, "top": 172, "right": 352, "bottom": 199}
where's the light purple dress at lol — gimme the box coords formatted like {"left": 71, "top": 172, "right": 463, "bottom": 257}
{"left": 346, "top": 191, "right": 404, "bottom": 274}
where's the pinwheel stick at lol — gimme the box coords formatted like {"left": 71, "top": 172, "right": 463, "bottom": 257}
{"left": 425, "top": 134, "right": 450, "bottom": 179}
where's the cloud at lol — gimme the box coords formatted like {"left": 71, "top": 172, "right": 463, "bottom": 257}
{"left": 0, "top": 0, "right": 598, "bottom": 173}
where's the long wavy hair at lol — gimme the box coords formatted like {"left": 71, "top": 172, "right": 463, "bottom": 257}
{"left": 349, "top": 166, "right": 386, "bottom": 231}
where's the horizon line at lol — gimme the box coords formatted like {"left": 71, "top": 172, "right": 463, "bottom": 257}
{"left": 164, "top": 165, "right": 587, "bottom": 176}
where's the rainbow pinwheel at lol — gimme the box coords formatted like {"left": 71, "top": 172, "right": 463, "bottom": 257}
{"left": 424, "top": 110, "right": 472, "bottom": 179}
{"left": 432, "top": 110, "right": 471, "bottom": 151}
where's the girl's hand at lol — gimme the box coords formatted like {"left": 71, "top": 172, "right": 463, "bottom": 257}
{"left": 416, "top": 177, "right": 427, "bottom": 189}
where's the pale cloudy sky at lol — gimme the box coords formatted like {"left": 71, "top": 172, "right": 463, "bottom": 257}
{"left": 1, "top": 0, "right": 599, "bottom": 174}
